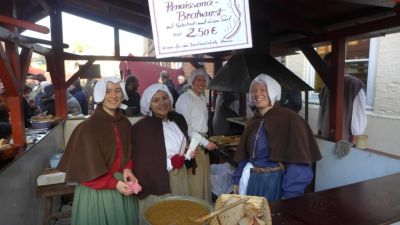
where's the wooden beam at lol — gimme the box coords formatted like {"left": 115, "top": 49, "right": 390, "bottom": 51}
{"left": 65, "top": 59, "right": 95, "bottom": 87}
{"left": 98, "top": 0, "right": 150, "bottom": 18}
{"left": 0, "top": 26, "right": 52, "bottom": 55}
{"left": 0, "top": 43, "right": 18, "bottom": 95}
{"left": 19, "top": 47, "right": 33, "bottom": 87}
{"left": 20, "top": 35, "right": 69, "bottom": 49}
{"left": 7, "top": 96, "right": 26, "bottom": 146}
{"left": 114, "top": 27, "right": 120, "bottom": 57}
{"left": 300, "top": 45, "right": 333, "bottom": 90}
{"left": 49, "top": 2, "right": 68, "bottom": 119}
{"left": 329, "top": 39, "right": 346, "bottom": 142}
{"left": 0, "top": 15, "right": 50, "bottom": 34}
{"left": 59, "top": 2, "right": 151, "bottom": 37}
{"left": 37, "top": 0, "right": 50, "bottom": 14}
{"left": 335, "top": 0, "right": 396, "bottom": 8}
{"left": 271, "top": 15, "right": 400, "bottom": 53}
{"left": 63, "top": 52, "right": 217, "bottom": 62}
{"left": 251, "top": 3, "right": 323, "bottom": 35}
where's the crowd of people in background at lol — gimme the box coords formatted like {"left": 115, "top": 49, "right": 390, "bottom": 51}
{"left": 0, "top": 74, "right": 96, "bottom": 140}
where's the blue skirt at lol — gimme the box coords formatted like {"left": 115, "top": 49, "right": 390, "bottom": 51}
{"left": 246, "top": 170, "right": 283, "bottom": 202}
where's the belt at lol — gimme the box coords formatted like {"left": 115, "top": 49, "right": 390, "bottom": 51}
{"left": 250, "top": 166, "right": 283, "bottom": 174}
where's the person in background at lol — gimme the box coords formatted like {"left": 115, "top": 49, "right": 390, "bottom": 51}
{"left": 58, "top": 77, "right": 139, "bottom": 225}
{"left": 159, "top": 70, "right": 178, "bottom": 105}
{"left": 67, "top": 92, "right": 83, "bottom": 115}
{"left": 0, "top": 83, "right": 11, "bottom": 139}
{"left": 69, "top": 78, "right": 89, "bottom": 115}
{"left": 32, "top": 75, "right": 48, "bottom": 111}
{"left": 279, "top": 89, "right": 302, "bottom": 113}
{"left": 40, "top": 84, "right": 55, "bottom": 116}
{"left": 132, "top": 83, "right": 193, "bottom": 224}
{"left": 175, "top": 75, "right": 188, "bottom": 96}
{"left": 122, "top": 75, "right": 141, "bottom": 115}
{"left": 233, "top": 74, "right": 321, "bottom": 201}
{"left": 22, "top": 85, "right": 36, "bottom": 127}
{"left": 317, "top": 52, "right": 367, "bottom": 144}
{"left": 175, "top": 68, "right": 218, "bottom": 203}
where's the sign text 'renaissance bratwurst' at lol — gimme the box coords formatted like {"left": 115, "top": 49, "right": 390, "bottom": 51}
{"left": 148, "top": 0, "right": 252, "bottom": 58}
{"left": 166, "top": 1, "right": 222, "bottom": 20}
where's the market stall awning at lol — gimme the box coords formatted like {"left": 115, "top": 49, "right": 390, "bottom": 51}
{"left": 208, "top": 54, "right": 313, "bottom": 93}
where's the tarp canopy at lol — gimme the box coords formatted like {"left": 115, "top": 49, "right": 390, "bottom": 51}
{"left": 208, "top": 54, "right": 313, "bottom": 93}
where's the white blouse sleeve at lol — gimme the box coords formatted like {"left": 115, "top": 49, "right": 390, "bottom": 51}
{"left": 176, "top": 94, "right": 209, "bottom": 146}
{"left": 351, "top": 89, "right": 367, "bottom": 136}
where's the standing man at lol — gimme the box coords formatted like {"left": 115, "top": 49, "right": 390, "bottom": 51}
{"left": 176, "top": 75, "right": 188, "bottom": 96}
{"left": 175, "top": 68, "right": 218, "bottom": 202}
{"left": 318, "top": 52, "right": 367, "bottom": 144}
{"left": 159, "top": 71, "right": 178, "bottom": 105}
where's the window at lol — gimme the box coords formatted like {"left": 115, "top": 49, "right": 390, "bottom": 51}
{"left": 305, "top": 38, "right": 376, "bottom": 108}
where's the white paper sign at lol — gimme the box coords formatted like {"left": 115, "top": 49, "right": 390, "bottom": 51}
{"left": 148, "top": 0, "right": 252, "bottom": 58}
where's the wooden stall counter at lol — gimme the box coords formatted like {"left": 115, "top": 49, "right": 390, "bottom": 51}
{"left": 37, "top": 182, "right": 75, "bottom": 225}
{"left": 269, "top": 173, "right": 400, "bottom": 225}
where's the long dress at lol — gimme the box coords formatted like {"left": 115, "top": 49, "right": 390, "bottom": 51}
{"left": 176, "top": 90, "right": 212, "bottom": 202}
{"left": 58, "top": 106, "right": 138, "bottom": 225}
{"left": 132, "top": 114, "right": 190, "bottom": 225}
{"left": 71, "top": 125, "right": 138, "bottom": 225}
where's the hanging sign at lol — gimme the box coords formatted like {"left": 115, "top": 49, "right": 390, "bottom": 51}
{"left": 148, "top": 0, "right": 252, "bottom": 58}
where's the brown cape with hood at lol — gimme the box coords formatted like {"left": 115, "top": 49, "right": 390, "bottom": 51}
{"left": 57, "top": 106, "right": 132, "bottom": 183}
{"left": 234, "top": 103, "right": 322, "bottom": 164}
{"left": 131, "top": 111, "right": 189, "bottom": 199}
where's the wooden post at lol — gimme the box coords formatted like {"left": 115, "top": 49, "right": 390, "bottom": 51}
{"left": 329, "top": 39, "right": 346, "bottom": 142}
{"left": 49, "top": 2, "right": 68, "bottom": 119}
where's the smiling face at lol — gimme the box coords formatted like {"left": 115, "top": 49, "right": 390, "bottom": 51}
{"left": 102, "top": 82, "right": 123, "bottom": 116}
{"left": 150, "top": 90, "right": 171, "bottom": 120}
{"left": 191, "top": 75, "right": 206, "bottom": 96}
{"left": 251, "top": 82, "right": 271, "bottom": 112}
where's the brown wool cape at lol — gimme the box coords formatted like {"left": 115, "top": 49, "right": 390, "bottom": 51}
{"left": 131, "top": 111, "right": 189, "bottom": 199}
{"left": 57, "top": 106, "right": 132, "bottom": 183}
{"left": 234, "top": 104, "right": 322, "bottom": 164}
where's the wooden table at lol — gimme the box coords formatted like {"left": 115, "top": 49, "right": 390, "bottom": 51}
{"left": 37, "top": 183, "right": 75, "bottom": 225}
{"left": 269, "top": 173, "right": 400, "bottom": 225}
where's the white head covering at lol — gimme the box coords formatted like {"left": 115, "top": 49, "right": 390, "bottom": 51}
{"left": 249, "top": 73, "right": 281, "bottom": 106}
{"left": 140, "top": 83, "right": 173, "bottom": 116}
{"left": 188, "top": 68, "right": 209, "bottom": 86}
{"left": 93, "top": 77, "right": 128, "bottom": 109}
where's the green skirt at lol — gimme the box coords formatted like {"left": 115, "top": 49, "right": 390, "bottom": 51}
{"left": 71, "top": 173, "right": 139, "bottom": 225}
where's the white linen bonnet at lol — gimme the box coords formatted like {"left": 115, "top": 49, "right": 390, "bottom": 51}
{"left": 140, "top": 83, "right": 173, "bottom": 116}
{"left": 93, "top": 77, "right": 128, "bottom": 109}
{"left": 188, "top": 68, "right": 209, "bottom": 86}
{"left": 249, "top": 73, "right": 282, "bottom": 106}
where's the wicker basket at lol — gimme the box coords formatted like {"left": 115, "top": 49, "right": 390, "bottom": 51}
{"left": 210, "top": 194, "right": 272, "bottom": 225}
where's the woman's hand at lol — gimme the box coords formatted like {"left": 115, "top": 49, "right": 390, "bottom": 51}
{"left": 205, "top": 141, "right": 218, "bottom": 151}
{"left": 123, "top": 168, "right": 137, "bottom": 183}
{"left": 190, "top": 149, "right": 197, "bottom": 158}
{"left": 116, "top": 181, "right": 133, "bottom": 196}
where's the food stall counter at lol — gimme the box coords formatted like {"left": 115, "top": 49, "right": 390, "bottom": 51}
{"left": 269, "top": 172, "right": 400, "bottom": 225}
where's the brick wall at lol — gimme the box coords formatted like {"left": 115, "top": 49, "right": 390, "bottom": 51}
{"left": 373, "top": 33, "right": 400, "bottom": 116}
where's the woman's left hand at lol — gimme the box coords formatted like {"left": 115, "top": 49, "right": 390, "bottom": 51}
{"left": 123, "top": 168, "right": 137, "bottom": 183}
{"left": 205, "top": 141, "right": 218, "bottom": 151}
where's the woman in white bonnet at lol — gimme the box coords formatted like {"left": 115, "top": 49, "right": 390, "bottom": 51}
{"left": 232, "top": 74, "right": 321, "bottom": 201}
{"left": 175, "top": 68, "right": 218, "bottom": 203}
{"left": 131, "top": 83, "right": 193, "bottom": 224}
{"left": 58, "top": 77, "right": 139, "bottom": 225}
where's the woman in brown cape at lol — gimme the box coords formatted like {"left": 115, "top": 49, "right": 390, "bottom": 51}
{"left": 58, "top": 77, "right": 139, "bottom": 225}
{"left": 232, "top": 74, "right": 322, "bottom": 201}
{"left": 132, "top": 83, "right": 195, "bottom": 224}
